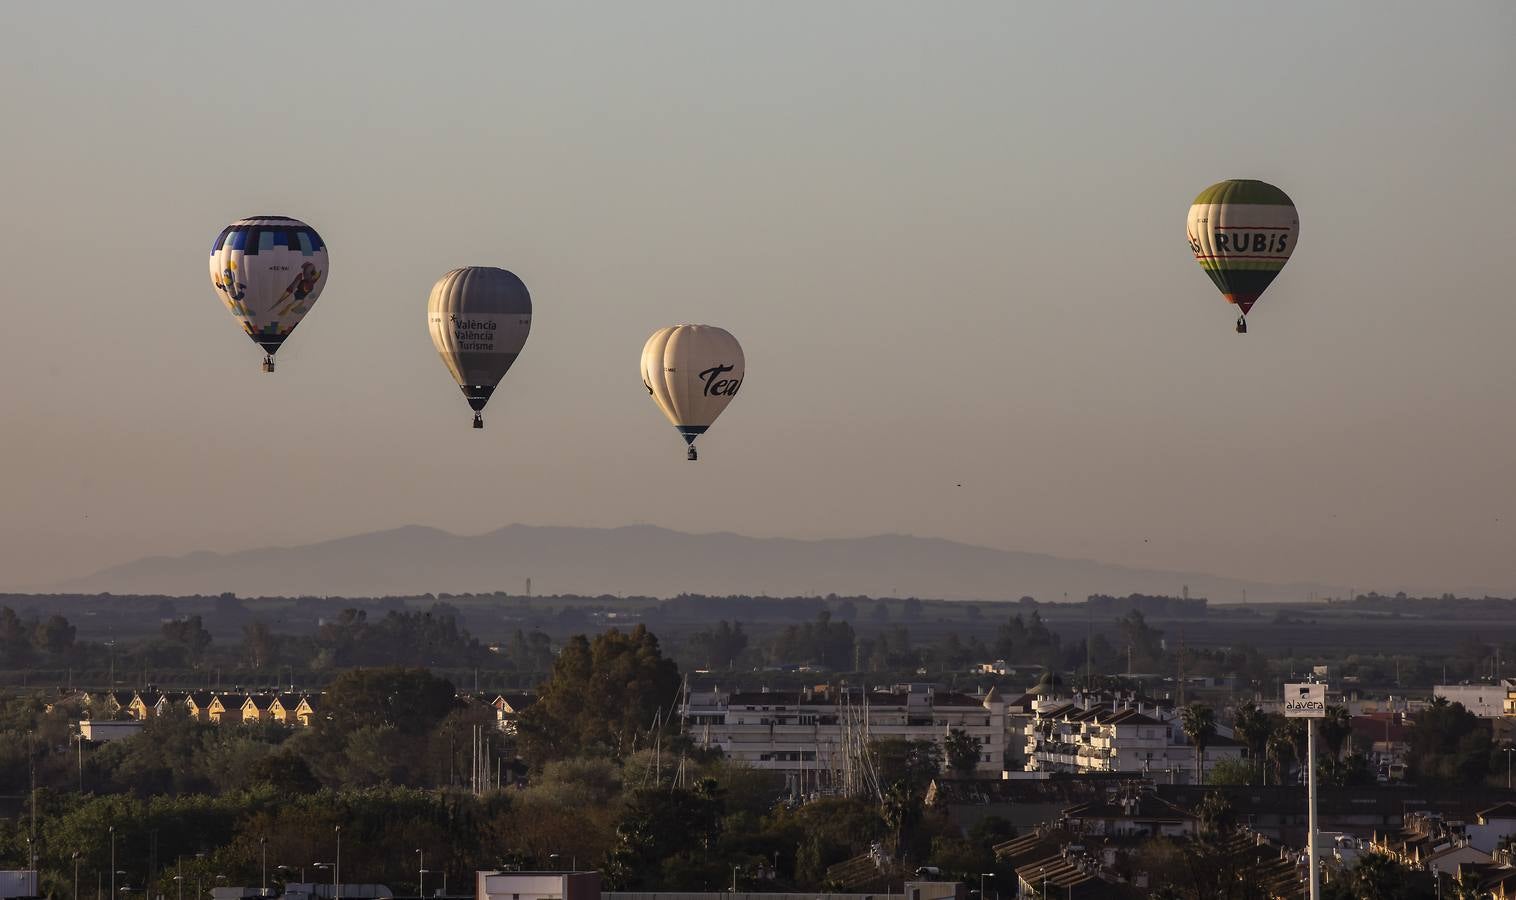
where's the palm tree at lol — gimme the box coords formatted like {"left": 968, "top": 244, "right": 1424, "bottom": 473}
{"left": 1232, "top": 702, "right": 1272, "bottom": 783}
{"left": 1266, "top": 730, "right": 1295, "bottom": 785}
{"left": 1180, "top": 703, "right": 1217, "bottom": 785}
{"left": 1320, "top": 705, "right": 1352, "bottom": 760}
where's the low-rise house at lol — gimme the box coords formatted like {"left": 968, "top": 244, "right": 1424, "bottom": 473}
{"left": 293, "top": 695, "right": 319, "bottom": 727}
{"left": 208, "top": 694, "right": 241, "bottom": 724}
{"left": 1062, "top": 790, "right": 1197, "bottom": 839}
{"left": 1467, "top": 802, "right": 1516, "bottom": 854}
{"left": 185, "top": 692, "right": 215, "bottom": 721}
{"left": 269, "top": 694, "right": 302, "bottom": 725}
{"left": 491, "top": 693, "right": 536, "bottom": 734}
{"left": 240, "top": 694, "right": 274, "bottom": 724}
{"left": 153, "top": 692, "right": 187, "bottom": 718}
{"left": 127, "top": 691, "right": 162, "bottom": 720}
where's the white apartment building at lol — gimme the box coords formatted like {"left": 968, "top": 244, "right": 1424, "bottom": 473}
{"left": 1023, "top": 698, "right": 1246, "bottom": 783}
{"left": 682, "top": 684, "right": 1006, "bottom": 784}
{"left": 1434, "top": 681, "right": 1516, "bottom": 718}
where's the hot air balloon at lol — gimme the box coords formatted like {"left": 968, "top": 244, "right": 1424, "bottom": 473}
{"left": 641, "top": 325, "right": 744, "bottom": 461}
{"left": 209, "top": 216, "right": 329, "bottom": 371}
{"left": 427, "top": 267, "right": 533, "bottom": 429}
{"left": 1186, "top": 180, "right": 1298, "bottom": 333}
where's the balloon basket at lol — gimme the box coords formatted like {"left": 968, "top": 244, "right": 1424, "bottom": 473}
{"left": 261, "top": 356, "right": 275, "bottom": 373}
{"left": 686, "top": 445, "right": 698, "bottom": 461}
{"left": 473, "top": 413, "right": 484, "bottom": 429}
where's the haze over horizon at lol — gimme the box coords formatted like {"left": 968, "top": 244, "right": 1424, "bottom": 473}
{"left": 2, "top": 4, "right": 1514, "bottom": 593}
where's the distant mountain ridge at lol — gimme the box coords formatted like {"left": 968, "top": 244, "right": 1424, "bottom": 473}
{"left": 57, "top": 523, "right": 1339, "bottom": 603}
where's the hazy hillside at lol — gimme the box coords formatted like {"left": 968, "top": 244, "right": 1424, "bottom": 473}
{"left": 58, "top": 524, "right": 1337, "bottom": 602}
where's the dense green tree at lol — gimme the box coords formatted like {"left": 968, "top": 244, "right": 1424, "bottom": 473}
{"left": 32, "top": 614, "right": 76, "bottom": 656}
{"left": 1406, "top": 699, "right": 1493, "bottom": 785}
{"left": 319, "top": 667, "right": 459, "bottom": 737}
{"left": 242, "top": 621, "right": 275, "bottom": 669}
{"left": 160, "top": 615, "right": 213, "bottom": 665}
{"left": 605, "top": 780, "right": 724, "bottom": 889}
{"left": 516, "top": 625, "right": 680, "bottom": 764}
{"left": 690, "top": 621, "right": 748, "bottom": 670}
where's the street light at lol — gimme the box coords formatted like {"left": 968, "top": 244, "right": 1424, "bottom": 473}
{"left": 334, "top": 826, "right": 342, "bottom": 900}
{"left": 416, "top": 850, "right": 426, "bottom": 899}
{"left": 730, "top": 865, "right": 740, "bottom": 894}
{"left": 979, "top": 873, "right": 994, "bottom": 900}
{"left": 1504, "top": 746, "right": 1515, "bottom": 790}
{"left": 109, "top": 827, "right": 116, "bottom": 900}
{"left": 261, "top": 838, "right": 268, "bottom": 891}
{"left": 73, "top": 852, "right": 82, "bottom": 900}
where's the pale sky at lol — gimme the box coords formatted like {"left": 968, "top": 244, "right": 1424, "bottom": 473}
{"left": 2, "top": 3, "right": 1514, "bottom": 594}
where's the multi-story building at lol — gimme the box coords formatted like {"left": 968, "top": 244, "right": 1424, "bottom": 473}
{"left": 1435, "top": 682, "right": 1514, "bottom": 718}
{"left": 682, "top": 684, "right": 1006, "bottom": 784}
{"left": 1023, "top": 696, "right": 1246, "bottom": 782}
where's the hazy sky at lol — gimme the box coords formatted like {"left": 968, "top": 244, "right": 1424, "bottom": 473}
{"left": 2, "top": 3, "right": 1514, "bottom": 594}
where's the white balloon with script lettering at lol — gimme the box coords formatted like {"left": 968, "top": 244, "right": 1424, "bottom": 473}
{"left": 640, "top": 325, "right": 745, "bottom": 461}
{"left": 427, "top": 267, "right": 533, "bottom": 429}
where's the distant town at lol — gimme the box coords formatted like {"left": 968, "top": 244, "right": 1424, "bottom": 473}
{"left": 2, "top": 590, "right": 1515, "bottom": 900}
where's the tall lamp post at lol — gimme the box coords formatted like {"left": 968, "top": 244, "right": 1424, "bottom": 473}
{"left": 261, "top": 838, "right": 268, "bottom": 891}
{"left": 334, "top": 827, "right": 342, "bottom": 900}
{"left": 73, "top": 852, "right": 82, "bottom": 900}
{"left": 1504, "top": 746, "right": 1515, "bottom": 790}
{"left": 416, "top": 850, "right": 425, "bottom": 899}
{"left": 109, "top": 827, "right": 116, "bottom": 900}
{"left": 978, "top": 873, "right": 993, "bottom": 900}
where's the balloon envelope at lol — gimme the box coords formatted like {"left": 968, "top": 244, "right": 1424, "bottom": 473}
{"left": 641, "top": 324, "right": 744, "bottom": 449}
{"left": 1186, "top": 180, "right": 1298, "bottom": 315}
{"left": 209, "top": 216, "right": 329, "bottom": 363}
{"left": 427, "top": 267, "right": 533, "bottom": 417}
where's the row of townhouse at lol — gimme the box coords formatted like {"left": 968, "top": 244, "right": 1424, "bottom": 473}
{"left": 1022, "top": 695, "right": 1246, "bottom": 782}
{"left": 681, "top": 683, "right": 1007, "bottom": 784}
{"left": 82, "top": 688, "right": 535, "bottom": 731}
{"left": 87, "top": 689, "right": 322, "bottom": 726}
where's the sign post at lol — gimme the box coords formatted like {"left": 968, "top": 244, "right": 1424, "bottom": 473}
{"left": 1285, "top": 682, "right": 1327, "bottom": 900}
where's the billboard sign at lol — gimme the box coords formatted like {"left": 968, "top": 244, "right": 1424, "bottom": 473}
{"left": 1283, "top": 682, "right": 1327, "bottom": 718}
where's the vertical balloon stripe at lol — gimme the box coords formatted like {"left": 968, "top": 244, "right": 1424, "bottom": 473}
{"left": 640, "top": 324, "right": 744, "bottom": 451}
{"left": 209, "top": 216, "right": 328, "bottom": 361}
{"left": 1186, "top": 180, "right": 1297, "bottom": 316}
{"left": 426, "top": 267, "right": 533, "bottom": 416}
